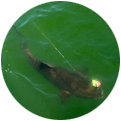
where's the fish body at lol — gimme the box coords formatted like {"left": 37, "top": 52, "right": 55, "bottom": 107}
{"left": 13, "top": 26, "right": 103, "bottom": 101}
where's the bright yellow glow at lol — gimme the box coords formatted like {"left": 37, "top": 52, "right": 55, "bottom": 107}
{"left": 92, "top": 80, "right": 101, "bottom": 87}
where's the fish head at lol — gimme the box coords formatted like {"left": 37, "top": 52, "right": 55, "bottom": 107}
{"left": 89, "top": 79, "right": 104, "bottom": 99}
{"left": 74, "top": 79, "right": 104, "bottom": 99}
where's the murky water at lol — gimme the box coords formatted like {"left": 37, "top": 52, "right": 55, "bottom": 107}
{"left": 1, "top": 1, "right": 120, "bottom": 120}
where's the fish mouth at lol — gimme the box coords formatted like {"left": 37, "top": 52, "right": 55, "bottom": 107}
{"left": 94, "top": 90, "right": 104, "bottom": 100}
{"left": 100, "top": 90, "right": 104, "bottom": 98}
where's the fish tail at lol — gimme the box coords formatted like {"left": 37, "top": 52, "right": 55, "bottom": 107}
{"left": 13, "top": 25, "right": 40, "bottom": 69}
{"left": 25, "top": 49, "right": 51, "bottom": 70}
{"left": 13, "top": 25, "right": 51, "bottom": 71}
{"left": 13, "top": 25, "right": 23, "bottom": 37}
{"left": 13, "top": 25, "right": 28, "bottom": 50}
{"left": 24, "top": 48, "right": 41, "bottom": 70}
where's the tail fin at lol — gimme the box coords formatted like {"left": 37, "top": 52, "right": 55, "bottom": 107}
{"left": 13, "top": 25, "right": 23, "bottom": 38}
{"left": 13, "top": 25, "right": 52, "bottom": 71}
{"left": 13, "top": 25, "right": 28, "bottom": 50}
{"left": 24, "top": 48, "right": 52, "bottom": 70}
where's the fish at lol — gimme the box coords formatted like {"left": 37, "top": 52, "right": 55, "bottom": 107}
{"left": 13, "top": 25, "right": 104, "bottom": 102}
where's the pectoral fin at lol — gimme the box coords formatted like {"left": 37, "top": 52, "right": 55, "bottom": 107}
{"left": 59, "top": 90, "right": 72, "bottom": 103}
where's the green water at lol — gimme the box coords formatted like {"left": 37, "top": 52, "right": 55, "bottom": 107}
{"left": 1, "top": 1, "right": 120, "bottom": 120}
